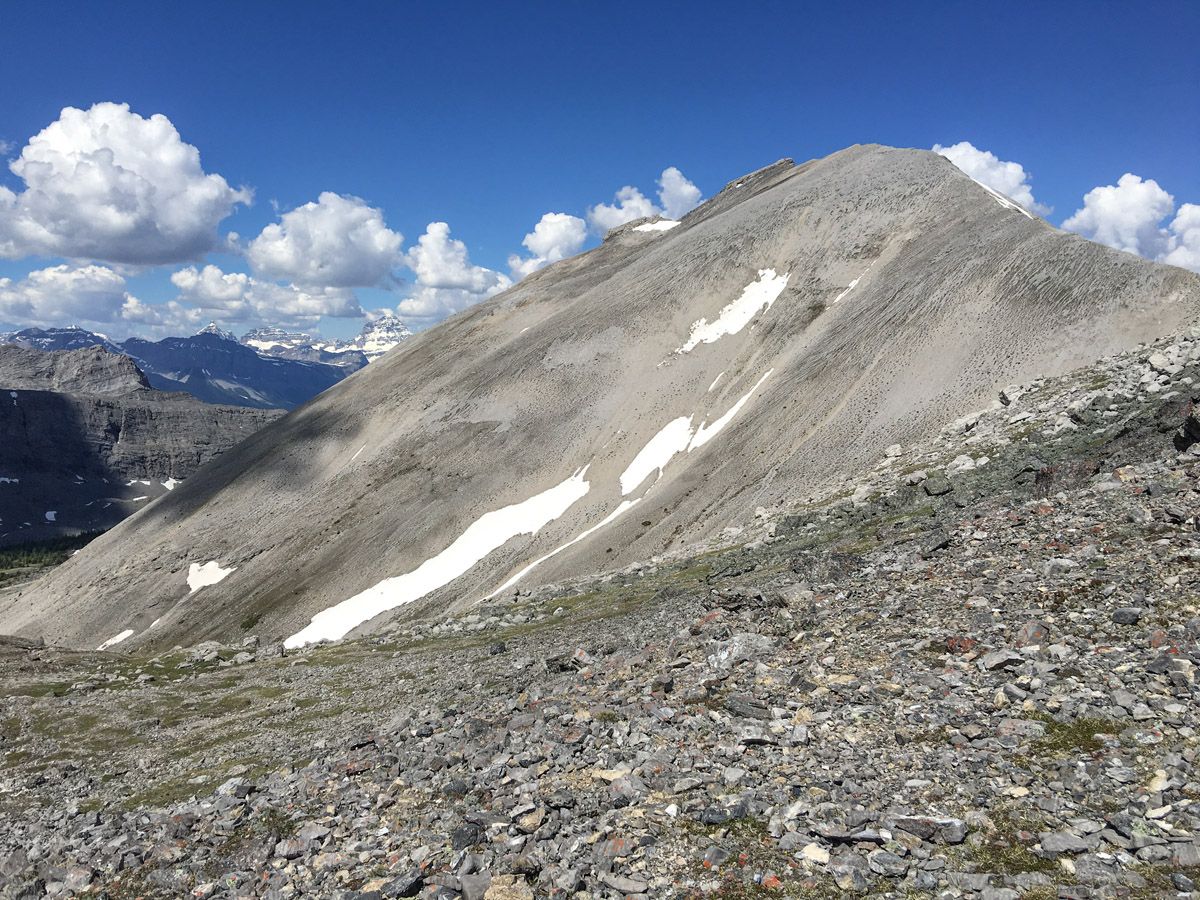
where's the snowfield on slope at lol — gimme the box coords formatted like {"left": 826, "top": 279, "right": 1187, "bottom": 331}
{"left": 187, "top": 561, "right": 237, "bottom": 593}
{"left": 284, "top": 467, "right": 593, "bottom": 648}
{"left": 678, "top": 269, "right": 790, "bottom": 352}
{"left": 633, "top": 220, "right": 680, "bottom": 233}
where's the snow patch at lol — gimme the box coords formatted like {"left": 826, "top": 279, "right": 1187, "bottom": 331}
{"left": 187, "top": 560, "right": 237, "bottom": 593}
{"left": 633, "top": 219, "right": 680, "bottom": 233}
{"left": 161, "top": 477, "right": 182, "bottom": 490}
{"left": 975, "top": 180, "right": 1036, "bottom": 220}
{"left": 489, "top": 498, "right": 642, "bottom": 597}
{"left": 97, "top": 629, "right": 134, "bottom": 651}
{"left": 0, "top": 477, "right": 18, "bottom": 484}
{"left": 678, "top": 269, "right": 790, "bottom": 352}
{"left": 285, "top": 468, "right": 593, "bottom": 648}
{"left": 44, "top": 511, "right": 56, "bottom": 522}
{"left": 621, "top": 371, "right": 775, "bottom": 492}
{"left": 833, "top": 263, "right": 874, "bottom": 304}
{"left": 619, "top": 416, "right": 695, "bottom": 495}
{"left": 126, "top": 479, "right": 151, "bottom": 487}
{"left": 689, "top": 370, "right": 774, "bottom": 450}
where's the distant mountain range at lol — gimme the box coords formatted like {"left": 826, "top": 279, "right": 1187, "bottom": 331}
{"left": 0, "top": 316, "right": 411, "bottom": 410}
{"left": 243, "top": 315, "right": 413, "bottom": 367}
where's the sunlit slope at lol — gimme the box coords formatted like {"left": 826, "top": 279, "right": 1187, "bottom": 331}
{"left": 9, "top": 144, "right": 1199, "bottom": 650}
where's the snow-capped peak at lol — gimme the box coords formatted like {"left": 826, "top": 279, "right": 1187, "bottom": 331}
{"left": 197, "top": 322, "right": 237, "bottom": 342}
{"left": 355, "top": 314, "right": 413, "bottom": 360}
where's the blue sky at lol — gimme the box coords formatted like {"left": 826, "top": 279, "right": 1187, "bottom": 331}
{"left": 1, "top": 0, "right": 1197, "bottom": 339}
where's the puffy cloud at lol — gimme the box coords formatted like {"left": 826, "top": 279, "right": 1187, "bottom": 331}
{"left": 1061, "top": 173, "right": 1175, "bottom": 258}
{"left": 587, "top": 185, "right": 660, "bottom": 234}
{"left": 0, "top": 264, "right": 133, "bottom": 324}
{"left": 508, "top": 212, "right": 588, "bottom": 278}
{"left": 1060, "top": 174, "right": 1200, "bottom": 274}
{"left": 933, "top": 141, "right": 1049, "bottom": 215}
{"left": 1162, "top": 204, "right": 1200, "bottom": 272}
{"left": 397, "top": 222, "right": 511, "bottom": 323}
{"left": 0, "top": 102, "right": 250, "bottom": 264}
{"left": 246, "top": 191, "right": 403, "bottom": 288}
{"left": 171, "top": 264, "right": 361, "bottom": 323}
{"left": 658, "top": 166, "right": 702, "bottom": 219}
{"left": 586, "top": 166, "right": 703, "bottom": 234}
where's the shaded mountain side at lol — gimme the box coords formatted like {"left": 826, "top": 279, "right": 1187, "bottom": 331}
{"left": 123, "top": 333, "right": 347, "bottom": 410}
{"left": 13, "top": 143, "right": 1200, "bottom": 650}
{"left": 0, "top": 345, "right": 280, "bottom": 546}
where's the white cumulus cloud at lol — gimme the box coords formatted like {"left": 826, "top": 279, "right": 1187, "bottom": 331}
{"left": 397, "top": 222, "right": 511, "bottom": 324}
{"left": 933, "top": 141, "right": 1049, "bottom": 216}
{"left": 171, "top": 264, "right": 361, "bottom": 324}
{"left": 658, "top": 166, "right": 702, "bottom": 219}
{"left": 246, "top": 192, "right": 403, "bottom": 288}
{"left": 508, "top": 212, "right": 588, "bottom": 278}
{"left": 0, "top": 103, "right": 251, "bottom": 265}
{"left": 1062, "top": 173, "right": 1175, "bottom": 258}
{"left": 1162, "top": 204, "right": 1200, "bottom": 272}
{"left": 586, "top": 167, "right": 703, "bottom": 234}
{"left": 0, "top": 264, "right": 133, "bottom": 324}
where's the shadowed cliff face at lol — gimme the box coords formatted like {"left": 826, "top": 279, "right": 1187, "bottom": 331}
{"left": 13, "top": 144, "right": 1200, "bottom": 650}
{"left": 0, "top": 345, "right": 279, "bottom": 547}
{"left": 122, "top": 334, "right": 347, "bottom": 410}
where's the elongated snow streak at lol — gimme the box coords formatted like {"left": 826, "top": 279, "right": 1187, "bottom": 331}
{"left": 495, "top": 373, "right": 776, "bottom": 594}
{"left": 976, "top": 180, "right": 1035, "bottom": 220}
{"left": 633, "top": 219, "right": 680, "bottom": 233}
{"left": 619, "top": 417, "right": 694, "bottom": 495}
{"left": 678, "top": 269, "right": 790, "bottom": 352}
{"left": 187, "top": 560, "right": 236, "bottom": 593}
{"left": 350, "top": 445, "right": 366, "bottom": 462}
{"left": 488, "top": 498, "right": 642, "bottom": 597}
{"left": 688, "top": 370, "right": 774, "bottom": 450}
{"left": 285, "top": 467, "right": 593, "bottom": 648}
{"left": 620, "top": 369, "right": 775, "bottom": 496}
{"left": 97, "top": 629, "right": 134, "bottom": 651}
{"left": 708, "top": 371, "right": 725, "bottom": 392}
{"left": 833, "top": 262, "right": 874, "bottom": 304}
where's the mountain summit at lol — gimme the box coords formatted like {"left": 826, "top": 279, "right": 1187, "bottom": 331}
{"left": 10, "top": 144, "right": 1200, "bottom": 651}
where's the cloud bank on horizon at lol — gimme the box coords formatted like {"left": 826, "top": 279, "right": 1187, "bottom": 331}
{"left": 0, "top": 102, "right": 1197, "bottom": 343}
{"left": 0, "top": 103, "right": 704, "bottom": 339}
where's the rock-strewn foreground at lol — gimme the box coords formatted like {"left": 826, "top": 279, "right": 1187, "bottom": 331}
{"left": 2, "top": 331, "right": 1200, "bottom": 898}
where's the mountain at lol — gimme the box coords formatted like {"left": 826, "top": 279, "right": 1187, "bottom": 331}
{"left": 2, "top": 325, "right": 122, "bottom": 354}
{"left": 122, "top": 331, "right": 349, "bottom": 409}
{"left": 10, "top": 144, "right": 1200, "bottom": 652}
{"left": 240, "top": 315, "right": 412, "bottom": 368}
{"left": 341, "top": 314, "right": 413, "bottom": 361}
{"left": 241, "top": 327, "right": 369, "bottom": 371}
{"left": 0, "top": 345, "right": 279, "bottom": 547}
{"left": 197, "top": 321, "right": 237, "bottom": 342}
{"left": 5, "top": 326, "right": 1200, "bottom": 897}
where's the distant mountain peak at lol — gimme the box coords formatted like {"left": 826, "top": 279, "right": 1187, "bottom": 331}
{"left": 197, "top": 322, "right": 237, "bottom": 342}
{"left": 352, "top": 314, "right": 413, "bottom": 360}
